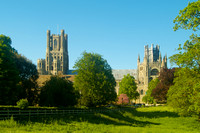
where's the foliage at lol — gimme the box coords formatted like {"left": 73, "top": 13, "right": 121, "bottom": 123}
{"left": 0, "top": 35, "right": 20, "bottom": 105}
{"left": 173, "top": 0, "right": 200, "bottom": 31}
{"left": 117, "top": 94, "right": 129, "bottom": 105}
{"left": 168, "top": 0, "right": 200, "bottom": 119}
{"left": 167, "top": 68, "right": 200, "bottom": 118}
{"left": 39, "top": 76, "right": 79, "bottom": 107}
{"left": 151, "top": 68, "right": 176, "bottom": 103}
{"left": 73, "top": 52, "right": 117, "bottom": 107}
{"left": 0, "top": 34, "right": 39, "bottom": 105}
{"left": 16, "top": 99, "right": 29, "bottom": 109}
{"left": 14, "top": 54, "right": 39, "bottom": 105}
{"left": 119, "top": 74, "right": 139, "bottom": 101}
{"left": 142, "top": 78, "right": 159, "bottom": 104}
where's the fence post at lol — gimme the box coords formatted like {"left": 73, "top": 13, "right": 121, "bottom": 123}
{"left": 7, "top": 109, "right": 9, "bottom": 118}
{"left": 29, "top": 110, "right": 31, "bottom": 121}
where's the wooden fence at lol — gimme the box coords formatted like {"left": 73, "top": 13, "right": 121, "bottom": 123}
{"left": 0, "top": 108, "right": 131, "bottom": 120}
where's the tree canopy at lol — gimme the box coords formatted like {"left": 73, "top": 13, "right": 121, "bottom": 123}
{"left": 119, "top": 74, "right": 139, "bottom": 101}
{"left": 73, "top": 52, "right": 117, "bottom": 107}
{"left": 39, "top": 76, "right": 79, "bottom": 107}
{"left": 15, "top": 54, "right": 39, "bottom": 105}
{"left": 168, "top": 0, "right": 200, "bottom": 119}
{"left": 151, "top": 68, "right": 176, "bottom": 103}
{"left": 0, "top": 35, "right": 20, "bottom": 104}
{"left": 0, "top": 34, "right": 39, "bottom": 105}
{"left": 173, "top": 0, "right": 200, "bottom": 31}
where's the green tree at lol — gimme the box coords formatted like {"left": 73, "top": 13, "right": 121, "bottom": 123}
{"left": 167, "top": 0, "right": 200, "bottom": 119}
{"left": 39, "top": 76, "right": 79, "bottom": 107}
{"left": 0, "top": 35, "right": 20, "bottom": 105}
{"left": 119, "top": 74, "right": 139, "bottom": 102}
{"left": 142, "top": 78, "right": 159, "bottom": 104}
{"left": 73, "top": 52, "right": 117, "bottom": 107}
{"left": 14, "top": 54, "right": 39, "bottom": 105}
{"left": 173, "top": 0, "right": 200, "bottom": 31}
{"left": 167, "top": 68, "right": 200, "bottom": 117}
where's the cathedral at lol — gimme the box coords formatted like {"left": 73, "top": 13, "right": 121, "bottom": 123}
{"left": 37, "top": 30, "right": 167, "bottom": 103}
{"left": 136, "top": 44, "right": 167, "bottom": 102}
{"left": 37, "top": 30, "right": 69, "bottom": 75}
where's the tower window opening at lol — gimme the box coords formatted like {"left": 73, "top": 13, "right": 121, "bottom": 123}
{"left": 54, "top": 39, "right": 57, "bottom": 50}
{"left": 141, "top": 90, "right": 143, "bottom": 95}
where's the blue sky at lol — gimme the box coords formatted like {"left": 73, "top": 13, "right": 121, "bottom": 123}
{"left": 1, "top": 0, "right": 197, "bottom": 69}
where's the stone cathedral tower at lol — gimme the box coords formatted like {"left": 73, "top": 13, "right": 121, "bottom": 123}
{"left": 37, "top": 30, "right": 69, "bottom": 75}
{"left": 137, "top": 44, "right": 167, "bottom": 102}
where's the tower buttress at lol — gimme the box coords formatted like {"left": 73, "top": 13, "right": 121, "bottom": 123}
{"left": 151, "top": 44, "right": 154, "bottom": 62}
{"left": 165, "top": 54, "right": 167, "bottom": 68}
{"left": 137, "top": 54, "right": 140, "bottom": 64}
{"left": 46, "top": 30, "right": 50, "bottom": 52}
{"left": 61, "top": 29, "right": 64, "bottom": 51}
{"left": 159, "top": 52, "right": 162, "bottom": 63}
{"left": 137, "top": 54, "right": 140, "bottom": 82}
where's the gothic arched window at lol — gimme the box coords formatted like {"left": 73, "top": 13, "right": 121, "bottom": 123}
{"left": 141, "top": 89, "right": 143, "bottom": 95}
{"left": 151, "top": 69, "right": 159, "bottom": 76}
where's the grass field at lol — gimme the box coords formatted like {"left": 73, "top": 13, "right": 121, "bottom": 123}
{"left": 0, "top": 106, "right": 199, "bottom": 133}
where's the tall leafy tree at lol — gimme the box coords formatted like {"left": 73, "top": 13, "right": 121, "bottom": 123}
{"left": 142, "top": 78, "right": 159, "bottom": 104}
{"left": 39, "top": 76, "right": 79, "bottom": 107}
{"left": 0, "top": 35, "right": 20, "bottom": 105}
{"left": 119, "top": 74, "right": 139, "bottom": 102}
{"left": 168, "top": 0, "right": 200, "bottom": 119}
{"left": 73, "top": 52, "right": 117, "bottom": 107}
{"left": 167, "top": 68, "right": 200, "bottom": 117}
{"left": 0, "top": 34, "right": 39, "bottom": 105}
{"left": 151, "top": 68, "right": 175, "bottom": 103}
{"left": 14, "top": 54, "right": 39, "bottom": 105}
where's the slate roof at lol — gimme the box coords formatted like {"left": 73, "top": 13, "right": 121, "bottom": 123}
{"left": 112, "top": 69, "right": 137, "bottom": 80}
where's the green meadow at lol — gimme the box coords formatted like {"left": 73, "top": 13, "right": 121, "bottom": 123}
{"left": 0, "top": 106, "right": 199, "bottom": 133}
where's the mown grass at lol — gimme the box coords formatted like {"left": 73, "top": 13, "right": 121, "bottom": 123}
{"left": 0, "top": 106, "right": 199, "bottom": 133}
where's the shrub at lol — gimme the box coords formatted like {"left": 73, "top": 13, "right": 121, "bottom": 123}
{"left": 39, "top": 76, "right": 79, "bottom": 107}
{"left": 16, "top": 99, "right": 29, "bottom": 109}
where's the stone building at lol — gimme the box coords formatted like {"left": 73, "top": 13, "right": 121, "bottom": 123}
{"left": 36, "top": 30, "right": 167, "bottom": 103}
{"left": 136, "top": 44, "right": 167, "bottom": 103}
{"left": 37, "top": 30, "right": 69, "bottom": 75}
{"left": 112, "top": 44, "right": 167, "bottom": 103}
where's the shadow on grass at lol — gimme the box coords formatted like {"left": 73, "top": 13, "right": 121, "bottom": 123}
{"left": 14, "top": 108, "right": 164, "bottom": 127}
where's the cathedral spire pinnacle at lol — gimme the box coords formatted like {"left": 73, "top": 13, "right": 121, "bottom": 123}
{"left": 138, "top": 54, "right": 140, "bottom": 62}
{"left": 159, "top": 52, "right": 162, "bottom": 62}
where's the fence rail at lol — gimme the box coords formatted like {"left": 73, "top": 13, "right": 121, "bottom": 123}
{"left": 0, "top": 108, "right": 133, "bottom": 119}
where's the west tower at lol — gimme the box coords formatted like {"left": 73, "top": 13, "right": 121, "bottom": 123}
{"left": 37, "top": 30, "right": 69, "bottom": 75}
